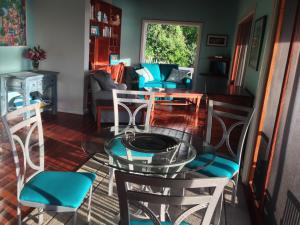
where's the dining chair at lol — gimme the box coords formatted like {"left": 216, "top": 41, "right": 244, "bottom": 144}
{"left": 115, "top": 170, "right": 228, "bottom": 225}
{"left": 107, "top": 89, "right": 155, "bottom": 196}
{"left": 187, "top": 100, "right": 254, "bottom": 205}
{"left": 2, "top": 104, "right": 95, "bottom": 225}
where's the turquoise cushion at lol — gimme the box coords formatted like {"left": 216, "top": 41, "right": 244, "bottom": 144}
{"left": 143, "top": 81, "right": 164, "bottom": 88}
{"left": 20, "top": 171, "right": 96, "bottom": 208}
{"left": 162, "top": 81, "right": 178, "bottom": 89}
{"left": 141, "top": 63, "right": 161, "bottom": 81}
{"left": 187, "top": 153, "right": 239, "bottom": 178}
{"left": 131, "top": 220, "right": 190, "bottom": 225}
{"left": 111, "top": 138, "right": 154, "bottom": 158}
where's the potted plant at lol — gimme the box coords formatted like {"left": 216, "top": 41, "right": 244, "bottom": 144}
{"left": 24, "top": 46, "right": 46, "bottom": 71}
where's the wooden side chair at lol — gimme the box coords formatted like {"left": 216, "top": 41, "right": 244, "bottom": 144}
{"left": 106, "top": 89, "right": 155, "bottom": 196}
{"left": 2, "top": 104, "right": 95, "bottom": 225}
{"left": 187, "top": 100, "right": 254, "bottom": 205}
{"left": 115, "top": 170, "right": 228, "bottom": 225}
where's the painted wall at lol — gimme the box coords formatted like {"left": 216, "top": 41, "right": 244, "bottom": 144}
{"left": 31, "top": 0, "right": 90, "bottom": 115}
{"left": 0, "top": 0, "right": 34, "bottom": 74}
{"left": 235, "top": 0, "right": 274, "bottom": 95}
{"left": 112, "top": 0, "right": 238, "bottom": 74}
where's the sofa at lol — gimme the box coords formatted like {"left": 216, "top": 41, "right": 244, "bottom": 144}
{"left": 89, "top": 70, "right": 143, "bottom": 124}
{"left": 136, "top": 63, "right": 192, "bottom": 90}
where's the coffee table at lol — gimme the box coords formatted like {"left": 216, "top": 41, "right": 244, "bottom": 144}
{"left": 151, "top": 89, "right": 203, "bottom": 112}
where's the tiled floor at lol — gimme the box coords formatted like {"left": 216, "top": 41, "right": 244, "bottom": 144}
{"left": 24, "top": 155, "right": 252, "bottom": 225}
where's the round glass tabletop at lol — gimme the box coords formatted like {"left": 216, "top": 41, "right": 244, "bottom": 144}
{"left": 81, "top": 125, "right": 216, "bottom": 176}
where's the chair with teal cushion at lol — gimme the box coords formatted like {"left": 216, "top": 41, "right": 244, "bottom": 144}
{"left": 115, "top": 171, "right": 228, "bottom": 225}
{"left": 107, "top": 90, "right": 155, "bottom": 196}
{"left": 2, "top": 104, "right": 95, "bottom": 225}
{"left": 186, "top": 100, "right": 254, "bottom": 205}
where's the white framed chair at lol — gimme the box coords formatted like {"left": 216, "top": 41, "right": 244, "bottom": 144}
{"left": 115, "top": 170, "right": 229, "bottom": 225}
{"left": 2, "top": 104, "right": 95, "bottom": 225}
{"left": 187, "top": 100, "right": 254, "bottom": 205}
{"left": 107, "top": 89, "right": 155, "bottom": 196}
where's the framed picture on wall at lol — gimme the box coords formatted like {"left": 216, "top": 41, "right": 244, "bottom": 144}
{"left": 0, "top": 0, "right": 27, "bottom": 46}
{"left": 249, "top": 16, "right": 267, "bottom": 70}
{"left": 207, "top": 34, "right": 228, "bottom": 47}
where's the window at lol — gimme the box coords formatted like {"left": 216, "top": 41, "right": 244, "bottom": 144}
{"left": 140, "top": 20, "right": 202, "bottom": 76}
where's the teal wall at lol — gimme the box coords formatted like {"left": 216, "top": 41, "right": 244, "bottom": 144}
{"left": 235, "top": 0, "right": 274, "bottom": 95}
{"left": 112, "top": 0, "right": 238, "bottom": 74}
{"left": 0, "top": 0, "right": 34, "bottom": 74}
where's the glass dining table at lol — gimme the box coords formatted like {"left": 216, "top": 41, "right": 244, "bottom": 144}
{"left": 81, "top": 125, "right": 216, "bottom": 177}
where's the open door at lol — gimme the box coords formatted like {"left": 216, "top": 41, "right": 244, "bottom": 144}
{"left": 230, "top": 15, "right": 253, "bottom": 86}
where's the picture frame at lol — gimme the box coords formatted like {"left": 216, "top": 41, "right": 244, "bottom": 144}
{"left": 249, "top": 16, "right": 267, "bottom": 70}
{"left": 90, "top": 25, "right": 100, "bottom": 36}
{"left": 109, "top": 54, "right": 120, "bottom": 64}
{"left": 0, "top": 0, "right": 27, "bottom": 46}
{"left": 207, "top": 34, "right": 228, "bottom": 47}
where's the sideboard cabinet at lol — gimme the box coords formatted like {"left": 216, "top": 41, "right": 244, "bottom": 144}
{"left": 0, "top": 70, "right": 58, "bottom": 116}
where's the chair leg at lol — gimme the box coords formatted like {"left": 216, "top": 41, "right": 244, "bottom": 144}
{"left": 87, "top": 187, "right": 93, "bottom": 223}
{"left": 108, "top": 168, "right": 114, "bottom": 196}
{"left": 213, "top": 193, "right": 224, "bottom": 225}
{"left": 38, "top": 208, "right": 44, "bottom": 225}
{"left": 17, "top": 203, "right": 22, "bottom": 225}
{"left": 73, "top": 211, "right": 77, "bottom": 225}
{"left": 232, "top": 173, "right": 239, "bottom": 206}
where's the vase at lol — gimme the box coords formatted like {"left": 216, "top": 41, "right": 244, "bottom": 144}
{"left": 32, "top": 60, "right": 39, "bottom": 71}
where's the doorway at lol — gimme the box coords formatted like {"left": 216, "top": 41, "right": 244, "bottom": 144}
{"left": 230, "top": 15, "right": 254, "bottom": 86}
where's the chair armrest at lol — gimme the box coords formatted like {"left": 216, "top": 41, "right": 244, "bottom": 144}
{"left": 183, "top": 77, "right": 192, "bottom": 89}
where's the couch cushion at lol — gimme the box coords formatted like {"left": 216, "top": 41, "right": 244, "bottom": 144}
{"left": 136, "top": 68, "right": 154, "bottom": 83}
{"left": 162, "top": 81, "right": 177, "bottom": 89}
{"left": 93, "top": 70, "right": 117, "bottom": 91}
{"left": 166, "top": 69, "right": 190, "bottom": 83}
{"left": 143, "top": 81, "right": 164, "bottom": 88}
{"left": 159, "top": 64, "right": 179, "bottom": 80}
{"left": 20, "top": 171, "right": 96, "bottom": 208}
{"left": 141, "top": 63, "right": 161, "bottom": 81}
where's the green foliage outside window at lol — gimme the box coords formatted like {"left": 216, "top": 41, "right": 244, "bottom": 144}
{"left": 145, "top": 24, "right": 198, "bottom": 67}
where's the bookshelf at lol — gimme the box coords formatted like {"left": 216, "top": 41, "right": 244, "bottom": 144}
{"left": 89, "top": 0, "right": 122, "bottom": 69}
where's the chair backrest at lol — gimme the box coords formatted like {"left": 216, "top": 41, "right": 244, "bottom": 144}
{"left": 115, "top": 170, "right": 228, "bottom": 225}
{"left": 206, "top": 100, "right": 254, "bottom": 165}
{"left": 281, "top": 190, "right": 300, "bottom": 225}
{"left": 2, "top": 104, "right": 44, "bottom": 199}
{"left": 112, "top": 89, "right": 154, "bottom": 134}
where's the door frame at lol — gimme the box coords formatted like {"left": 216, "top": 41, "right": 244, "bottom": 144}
{"left": 230, "top": 13, "right": 254, "bottom": 86}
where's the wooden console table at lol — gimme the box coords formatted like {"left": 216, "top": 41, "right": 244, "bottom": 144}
{"left": 0, "top": 70, "right": 58, "bottom": 116}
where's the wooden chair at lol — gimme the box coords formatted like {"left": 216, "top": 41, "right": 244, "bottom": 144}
{"left": 106, "top": 89, "right": 155, "bottom": 196}
{"left": 187, "top": 100, "right": 254, "bottom": 205}
{"left": 115, "top": 170, "right": 228, "bottom": 225}
{"left": 2, "top": 104, "right": 95, "bottom": 225}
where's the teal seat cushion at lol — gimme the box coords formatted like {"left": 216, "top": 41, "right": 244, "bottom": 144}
{"left": 143, "top": 81, "right": 164, "bottom": 88}
{"left": 130, "top": 220, "right": 190, "bottom": 225}
{"left": 111, "top": 138, "right": 154, "bottom": 158}
{"left": 162, "top": 81, "right": 178, "bottom": 89}
{"left": 141, "top": 63, "right": 161, "bottom": 81}
{"left": 187, "top": 153, "right": 239, "bottom": 178}
{"left": 20, "top": 171, "right": 96, "bottom": 208}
